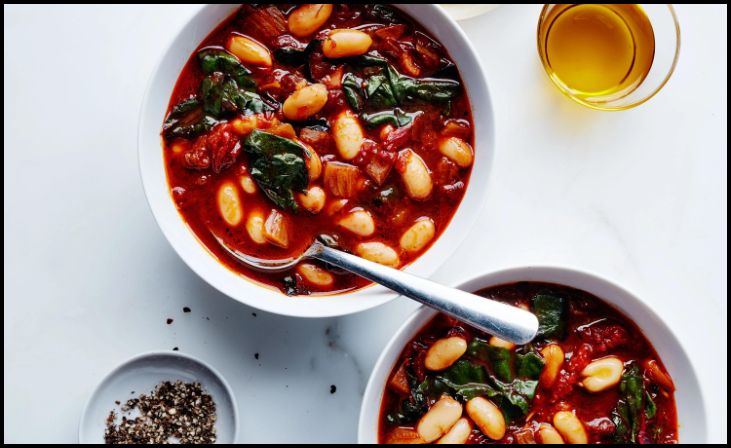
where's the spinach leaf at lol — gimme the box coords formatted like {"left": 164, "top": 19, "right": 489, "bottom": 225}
{"left": 369, "top": 4, "right": 400, "bottom": 23}
{"left": 433, "top": 357, "right": 539, "bottom": 421}
{"left": 244, "top": 130, "right": 309, "bottom": 210}
{"left": 491, "top": 377, "right": 540, "bottom": 418}
{"left": 386, "top": 379, "right": 438, "bottom": 425}
{"left": 200, "top": 75, "right": 244, "bottom": 116}
{"left": 611, "top": 365, "right": 646, "bottom": 444}
{"left": 467, "top": 337, "right": 491, "bottom": 359}
{"left": 408, "top": 77, "right": 461, "bottom": 102}
{"left": 360, "top": 108, "right": 414, "bottom": 128}
{"left": 532, "top": 294, "right": 568, "bottom": 339}
{"left": 365, "top": 74, "right": 398, "bottom": 108}
{"left": 442, "top": 359, "right": 487, "bottom": 384}
{"left": 434, "top": 360, "right": 495, "bottom": 401}
{"left": 342, "top": 72, "right": 364, "bottom": 111}
{"left": 352, "top": 54, "right": 390, "bottom": 68}
{"left": 200, "top": 74, "right": 272, "bottom": 118}
{"left": 346, "top": 56, "right": 460, "bottom": 109}
{"left": 645, "top": 391, "right": 657, "bottom": 419}
{"left": 163, "top": 98, "right": 217, "bottom": 140}
{"left": 488, "top": 347, "right": 513, "bottom": 382}
{"left": 466, "top": 338, "right": 512, "bottom": 382}
{"left": 516, "top": 351, "right": 545, "bottom": 379}
{"left": 198, "top": 49, "right": 255, "bottom": 90}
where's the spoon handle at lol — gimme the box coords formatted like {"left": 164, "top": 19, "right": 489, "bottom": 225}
{"left": 312, "top": 245, "right": 538, "bottom": 344}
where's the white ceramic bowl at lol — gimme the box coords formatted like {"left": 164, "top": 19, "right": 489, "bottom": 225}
{"left": 358, "top": 266, "right": 708, "bottom": 443}
{"left": 138, "top": 4, "right": 494, "bottom": 318}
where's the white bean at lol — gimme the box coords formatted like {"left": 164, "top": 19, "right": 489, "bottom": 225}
{"left": 337, "top": 209, "right": 375, "bottom": 236}
{"left": 288, "top": 4, "right": 333, "bottom": 37}
{"left": 425, "top": 337, "right": 467, "bottom": 371}
{"left": 489, "top": 336, "right": 516, "bottom": 351}
{"left": 384, "top": 427, "right": 425, "bottom": 444}
{"left": 217, "top": 181, "right": 243, "bottom": 226}
{"left": 540, "top": 344, "right": 565, "bottom": 388}
{"left": 332, "top": 110, "right": 364, "bottom": 160}
{"left": 438, "top": 137, "right": 474, "bottom": 168}
{"left": 226, "top": 34, "right": 272, "bottom": 67}
{"left": 325, "top": 198, "right": 348, "bottom": 216}
{"left": 283, "top": 84, "right": 328, "bottom": 121}
{"left": 553, "top": 411, "right": 587, "bottom": 444}
{"left": 437, "top": 418, "right": 472, "bottom": 444}
{"left": 466, "top": 397, "right": 505, "bottom": 440}
{"left": 297, "top": 186, "right": 326, "bottom": 214}
{"left": 399, "top": 218, "right": 435, "bottom": 253}
{"left": 239, "top": 175, "right": 257, "bottom": 194}
{"left": 416, "top": 396, "right": 463, "bottom": 443}
{"left": 538, "top": 423, "right": 565, "bottom": 444}
{"left": 398, "top": 149, "right": 432, "bottom": 200}
{"left": 297, "top": 263, "right": 334, "bottom": 288}
{"left": 355, "top": 242, "right": 399, "bottom": 267}
{"left": 580, "top": 356, "right": 624, "bottom": 393}
{"left": 230, "top": 114, "right": 259, "bottom": 135}
{"left": 245, "top": 210, "right": 266, "bottom": 244}
{"left": 322, "top": 29, "right": 373, "bottom": 58}
{"left": 302, "top": 144, "right": 322, "bottom": 181}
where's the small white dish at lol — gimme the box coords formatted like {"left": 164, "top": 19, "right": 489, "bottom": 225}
{"left": 79, "top": 351, "right": 239, "bottom": 444}
{"left": 358, "top": 266, "right": 708, "bottom": 443}
{"left": 138, "top": 4, "right": 495, "bottom": 318}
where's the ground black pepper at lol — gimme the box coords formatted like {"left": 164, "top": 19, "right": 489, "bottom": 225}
{"left": 104, "top": 381, "right": 217, "bottom": 444}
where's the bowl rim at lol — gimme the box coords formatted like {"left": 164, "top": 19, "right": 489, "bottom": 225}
{"left": 78, "top": 350, "right": 240, "bottom": 444}
{"left": 137, "top": 4, "right": 496, "bottom": 318}
{"left": 357, "top": 265, "right": 708, "bottom": 443}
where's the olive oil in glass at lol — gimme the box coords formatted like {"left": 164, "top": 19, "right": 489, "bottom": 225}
{"left": 538, "top": 4, "right": 656, "bottom": 107}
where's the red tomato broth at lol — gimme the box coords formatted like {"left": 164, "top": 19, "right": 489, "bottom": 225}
{"left": 378, "top": 282, "right": 678, "bottom": 444}
{"left": 162, "top": 4, "right": 474, "bottom": 295}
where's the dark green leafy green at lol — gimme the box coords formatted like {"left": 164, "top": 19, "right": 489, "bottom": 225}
{"left": 342, "top": 72, "right": 364, "bottom": 111}
{"left": 532, "top": 294, "right": 568, "bottom": 339}
{"left": 360, "top": 109, "right": 415, "bottom": 128}
{"left": 516, "top": 351, "right": 545, "bottom": 379}
{"left": 434, "top": 360, "right": 493, "bottom": 401}
{"left": 488, "top": 347, "right": 513, "bottom": 382}
{"left": 200, "top": 74, "right": 271, "bottom": 117}
{"left": 344, "top": 56, "right": 460, "bottom": 110}
{"left": 162, "top": 98, "right": 218, "bottom": 139}
{"left": 645, "top": 391, "right": 657, "bottom": 419}
{"left": 467, "top": 337, "right": 491, "bottom": 359}
{"left": 282, "top": 275, "right": 299, "bottom": 296}
{"left": 369, "top": 4, "right": 400, "bottom": 23}
{"left": 433, "top": 352, "right": 542, "bottom": 422}
{"left": 491, "top": 377, "right": 539, "bottom": 417}
{"left": 243, "top": 130, "right": 309, "bottom": 210}
{"left": 198, "top": 49, "right": 255, "bottom": 90}
{"left": 386, "top": 380, "right": 431, "bottom": 425}
{"left": 611, "top": 365, "right": 646, "bottom": 444}
{"left": 365, "top": 73, "right": 398, "bottom": 108}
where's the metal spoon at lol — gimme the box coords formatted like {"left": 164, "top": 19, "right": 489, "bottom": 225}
{"left": 213, "top": 234, "right": 538, "bottom": 344}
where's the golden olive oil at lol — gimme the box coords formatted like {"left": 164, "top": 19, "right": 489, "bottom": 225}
{"left": 539, "top": 4, "right": 655, "bottom": 102}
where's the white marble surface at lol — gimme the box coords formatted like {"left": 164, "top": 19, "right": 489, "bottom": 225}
{"left": 4, "top": 4, "right": 727, "bottom": 444}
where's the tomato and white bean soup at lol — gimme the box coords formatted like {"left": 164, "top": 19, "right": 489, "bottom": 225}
{"left": 379, "top": 282, "right": 678, "bottom": 444}
{"left": 162, "top": 4, "right": 474, "bottom": 295}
